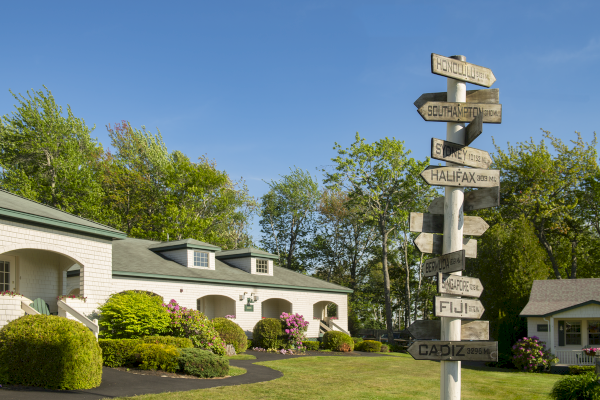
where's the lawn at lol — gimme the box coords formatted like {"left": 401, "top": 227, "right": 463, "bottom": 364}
{"left": 107, "top": 353, "right": 561, "bottom": 400}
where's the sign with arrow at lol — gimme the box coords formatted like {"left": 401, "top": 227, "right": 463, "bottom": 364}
{"left": 414, "top": 233, "right": 477, "bottom": 258}
{"left": 422, "top": 249, "right": 465, "bottom": 277}
{"left": 420, "top": 166, "right": 499, "bottom": 188}
{"left": 438, "top": 273, "right": 484, "bottom": 298}
{"left": 431, "top": 53, "right": 496, "bottom": 88}
{"left": 434, "top": 296, "right": 485, "bottom": 319}
{"left": 408, "top": 340, "right": 498, "bottom": 362}
{"left": 417, "top": 101, "right": 502, "bottom": 124}
{"left": 408, "top": 320, "right": 489, "bottom": 341}
{"left": 413, "top": 89, "right": 499, "bottom": 109}
{"left": 465, "top": 113, "right": 484, "bottom": 146}
{"left": 410, "top": 213, "right": 489, "bottom": 236}
{"left": 428, "top": 187, "right": 500, "bottom": 214}
{"left": 431, "top": 138, "right": 491, "bottom": 169}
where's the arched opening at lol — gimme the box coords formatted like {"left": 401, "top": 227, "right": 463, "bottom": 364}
{"left": 197, "top": 295, "right": 235, "bottom": 320}
{"left": 261, "top": 298, "right": 292, "bottom": 319}
{"left": 313, "top": 301, "right": 339, "bottom": 322}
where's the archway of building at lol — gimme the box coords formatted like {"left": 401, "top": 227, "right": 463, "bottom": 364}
{"left": 197, "top": 295, "right": 236, "bottom": 320}
{"left": 261, "top": 298, "right": 292, "bottom": 319}
{"left": 313, "top": 300, "right": 338, "bottom": 321}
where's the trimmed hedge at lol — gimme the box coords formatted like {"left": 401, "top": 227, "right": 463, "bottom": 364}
{"left": 302, "top": 341, "right": 320, "bottom": 351}
{"left": 322, "top": 331, "right": 354, "bottom": 352}
{"left": 178, "top": 348, "right": 229, "bottom": 378}
{"left": 99, "top": 338, "right": 142, "bottom": 367}
{"left": 550, "top": 372, "right": 600, "bottom": 400}
{"left": 352, "top": 337, "right": 364, "bottom": 344}
{"left": 135, "top": 343, "right": 179, "bottom": 372}
{"left": 142, "top": 336, "right": 193, "bottom": 349}
{"left": 380, "top": 344, "right": 390, "bottom": 353}
{"left": 356, "top": 340, "right": 382, "bottom": 352}
{"left": 569, "top": 365, "right": 596, "bottom": 375}
{"left": 213, "top": 318, "right": 248, "bottom": 354}
{"left": 252, "top": 318, "right": 284, "bottom": 349}
{"left": 0, "top": 315, "right": 102, "bottom": 390}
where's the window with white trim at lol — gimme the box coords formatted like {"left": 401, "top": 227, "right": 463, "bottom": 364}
{"left": 256, "top": 259, "right": 268, "bottom": 274}
{"left": 194, "top": 251, "right": 209, "bottom": 268}
{"left": 589, "top": 321, "right": 600, "bottom": 345}
{"left": 565, "top": 321, "right": 581, "bottom": 345}
{"left": 0, "top": 261, "right": 8, "bottom": 291}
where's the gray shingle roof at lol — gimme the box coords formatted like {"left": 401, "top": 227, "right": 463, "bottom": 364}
{"left": 0, "top": 189, "right": 125, "bottom": 238}
{"left": 149, "top": 238, "right": 221, "bottom": 252}
{"left": 216, "top": 247, "right": 278, "bottom": 260}
{"left": 520, "top": 279, "right": 600, "bottom": 317}
{"left": 113, "top": 238, "right": 352, "bottom": 293}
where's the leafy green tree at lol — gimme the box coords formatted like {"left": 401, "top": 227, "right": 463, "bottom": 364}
{"left": 259, "top": 167, "right": 320, "bottom": 272}
{"left": 324, "top": 133, "right": 431, "bottom": 341}
{"left": 0, "top": 87, "right": 104, "bottom": 220}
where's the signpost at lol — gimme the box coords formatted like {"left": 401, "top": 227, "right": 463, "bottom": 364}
{"left": 417, "top": 101, "right": 502, "bottom": 124}
{"left": 413, "top": 89, "right": 499, "bottom": 109}
{"left": 422, "top": 250, "right": 466, "bottom": 277}
{"left": 420, "top": 166, "right": 499, "bottom": 188}
{"left": 414, "top": 233, "right": 477, "bottom": 258}
{"left": 408, "top": 340, "right": 498, "bottom": 362}
{"left": 428, "top": 187, "right": 500, "bottom": 214}
{"left": 431, "top": 138, "right": 491, "bottom": 169}
{"left": 438, "top": 273, "right": 484, "bottom": 298}
{"left": 434, "top": 296, "right": 485, "bottom": 319}
{"left": 410, "top": 213, "right": 489, "bottom": 236}
{"left": 408, "top": 320, "right": 489, "bottom": 341}
{"left": 431, "top": 54, "right": 496, "bottom": 87}
{"left": 464, "top": 113, "right": 484, "bottom": 146}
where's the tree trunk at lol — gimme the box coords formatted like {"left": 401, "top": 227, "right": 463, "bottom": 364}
{"left": 380, "top": 220, "right": 395, "bottom": 346}
{"left": 535, "top": 219, "right": 562, "bottom": 279}
{"left": 414, "top": 253, "right": 424, "bottom": 322}
{"left": 570, "top": 239, "right": 577, "bottom": 279}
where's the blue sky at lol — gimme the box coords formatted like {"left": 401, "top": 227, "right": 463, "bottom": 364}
{"left": 1, "top": 1, "right": 599, "bottom": 241}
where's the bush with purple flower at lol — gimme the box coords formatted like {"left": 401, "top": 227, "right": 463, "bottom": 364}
{"left": 280, "top": 312, "right": 309, "bottom": 349}
{"left": 512, "top": 336, "right": 558, "bottom": 372}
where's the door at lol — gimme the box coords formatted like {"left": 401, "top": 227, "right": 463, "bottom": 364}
{"left": 0, "top": 255, "right": 17, "bottom": 292}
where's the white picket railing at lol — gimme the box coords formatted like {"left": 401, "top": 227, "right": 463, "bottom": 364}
{"left": 555, "top": 350, "right": 595, "bottom": 366}
{"left": 57, "top": 300, "right": 99, "bottom": 339}
{"left": 21, "top": 301, "right": 40, "bottom": 316}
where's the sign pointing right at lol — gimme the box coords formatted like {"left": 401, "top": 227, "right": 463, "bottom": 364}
{"left": 431, "top": 53, "right": 496, "bottom": 87}
{"left": 408, "top": 340, "right": 498, "bottom": 362}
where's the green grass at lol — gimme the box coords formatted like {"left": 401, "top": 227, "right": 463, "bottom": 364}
{"left": 227, "top": 366, "right": 246, "bottom": 377}
{"left": 106, "top": 353, "right": 561, "bottom": 400}
{"left": 225, "top": 354, "right": 256, "bottom": 360}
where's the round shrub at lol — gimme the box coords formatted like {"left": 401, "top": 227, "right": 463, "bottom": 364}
{"left": 352, "top": 337, "right": 364, "bottom": 344}
{"left": 98, "top": 290, "right": 170, "bottom": 339}
{"left": 322, "top": 331, "right": 354, "bottom": 352}
{"left": 99, "top": 338, "right": 142, "bottom": 367}
{"left": 380, "top": 344, "right": 390, "bottom": 353}
{"left": 178, "top": 348, "right": 229, "bottom": 378}
{"left": 163, "top": 300, "right": 226, "bottom": 355}
{"left": 253, "top": 318, "right": 284, "bottom": 349}
{"left": 213, "top": 318, "right": 248, "bottom": 354}
{"left": 0, "top": 315, "right": 102, "bottom": 390}
{"left": 356, "top": 340, "right": 382, "bottom": 352}
{"left": 134, "top": 343, "right": 179, "bottom": 373}
{"left": 550, "top": 372, "right": 600, "bottom": 400}
{"left": 512, "top": 336, "right": 558, "bottom": 372}
{"left": 302, "top": 341, "right": 320, "bottom": 351}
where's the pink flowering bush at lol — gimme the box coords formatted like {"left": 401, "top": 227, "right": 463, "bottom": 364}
{"left": 280, "top": 312, "right": 309, "bottom": 349}
{"left": 512, "top": 336, "right": 558, "bottom": 372}
{"left": 162, "top": 299, "right": 226, "bottom": 356}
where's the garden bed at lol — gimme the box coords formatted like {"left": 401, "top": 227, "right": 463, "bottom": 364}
{"left": 111, "top": 366, "right": 246, "bottom": 379}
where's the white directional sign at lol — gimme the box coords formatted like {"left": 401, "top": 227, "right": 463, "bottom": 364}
{"left": 434, "top": 296, "right": 485, "bottom": 319}
{"left": 431, "top": 138, "right": 492, "bottom": 169}
{"left": 414, "top": 233, "right": 477, "bottom": 258}
{"left": 431, "top": 53, "right": 496, "bottom": 87}
{"left": 428, "top": 187, "right": 500, "bottom": 214}
{"left": 413, "top": 89, "right": 499, "bottom": 109}
{"left": 420, "top": 166, "right": 500, "bottom": 188}
{"left": 417, "top": 101, "right": 502, "bottom": 124}
{"left": 408, "top": 320, "right": 489, "bottom": 341}
{"left": 422, "top": 250, "right": 465, "bottom": 277}
{"left": 408, "top": 340, "right": 498, "bottom": 362}
{"left": 437, "top": 273, "right": 484, "bottom": 298}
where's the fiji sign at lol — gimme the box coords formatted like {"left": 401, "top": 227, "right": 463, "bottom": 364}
{"left": 408, "top": 340, "right": 498, "bottom": 362}
{"left": 431, "top": 53, "right": 496, "bottom": 87}
{"left": 434, "top": 296, "right": 484, "bottom": 319}
{"left": 420, "top": 166, "right": 500, "bottom": 188}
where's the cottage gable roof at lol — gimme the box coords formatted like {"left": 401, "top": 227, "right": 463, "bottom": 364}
{"left": 0, "top": 189, "right": 125, "bottom": 239}
{"left": 113, "top": 238, "right": 352, "bottom": 294}
{"left": 216, "top": 247, "right": 278, "bottom": 260}
{"left": 149, "top": 238, "right": 221, "bottom": 252}
{"left": 520, "top": 278, "right": 600, "bottom": 317}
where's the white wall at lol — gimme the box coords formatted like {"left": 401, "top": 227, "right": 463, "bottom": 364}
{"left": 161, "top": 249, "right": 215, "bottom": 270}
{"left": 526, "top": 317, "right": 550, "bottom": 344}
{"left": 224, "top": 257, "right": 274, "bottom": 276}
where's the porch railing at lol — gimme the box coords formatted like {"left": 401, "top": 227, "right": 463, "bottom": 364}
{"left": 331, "top": 321, "right": 350, "bottom": 336}
{"left": 21, "top": 301, "right": 40, "bottom": 316}
{"left": 57, "top": 300, "right": 99, "bottom": 339}
{"left": 555, "top": 350, "right": 595, "bottom": 366}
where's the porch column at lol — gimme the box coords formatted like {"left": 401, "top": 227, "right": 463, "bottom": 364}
{"left": 550, "top": 317, "right": 555, "bottom": 354}
{"left": 62, "top": 271, "right": 67, "bottom": 296}
{"left": 582, "top": 320, "right": 588, "bottom": 347}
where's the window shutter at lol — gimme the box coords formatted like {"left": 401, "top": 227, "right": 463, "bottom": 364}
{"left": 558, "top": 320, "right": 565, "bottom": 346}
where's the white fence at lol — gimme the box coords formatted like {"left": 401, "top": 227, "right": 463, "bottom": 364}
{"left": 556, "top": 350, "right": 595, "bottom": 366}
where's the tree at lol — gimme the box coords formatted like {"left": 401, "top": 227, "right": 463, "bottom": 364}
{"left": 324, "top": 133, "right": 431, "bottom": 341}
{"left": 259, "top": 167, "right": 320, "bottom": 272}
{"left": 0, "top": 87, "right": 104, "bottom": 220}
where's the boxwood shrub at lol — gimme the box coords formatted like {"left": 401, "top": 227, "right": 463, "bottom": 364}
{"left": 550, "top": 372, "right": 600, "bottom": 400}
{"left": 0, "top": 315, "right": 102, "bottom": 390}
{"left": 178, "top": 348, "right": 229, "bottom": 378}
{"left": 322, "top": 331, "right": 354, "bottom": 352}
{"left": 252, "top": 318, "right": 284, "bottom": 349}
{"left": 380, "top": 344, "right": 390, "bottom": 353}
{"left": 302, "top": 341, "right": 320, "bottom": 351}
{"left": 569, "top": 365, "right": 596, "bottom": 375}
{"left": 134, "top": 343, "right": 179, "bottom": 372}
{"left": 212, "top": 318, "right": 248, "bottom": 354}
{"left": 99, "top": 338, "right": 142, "bottom": 367}
{"left": 356, "top": 340, "right": 382, "bottom": 352}
{"left": 142, "top": 336, "right": 193, "bottom": 349}
{"left": 352, "top": 337, "right": 364, "bottom": 344}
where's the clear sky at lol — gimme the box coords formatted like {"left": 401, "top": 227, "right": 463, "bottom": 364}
{"left": 1, "top": 1, "right": 599, "bottom": 241}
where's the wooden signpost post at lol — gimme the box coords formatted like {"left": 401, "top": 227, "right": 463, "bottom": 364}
{"left": 410, "top": 53, "right": 500, "bottom": 399}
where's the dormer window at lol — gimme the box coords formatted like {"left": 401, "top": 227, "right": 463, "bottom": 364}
{"left": 256, "top": 259, "right": 268, "bottom": 274}
{"left": 194, "top": 251, "right": 209, "bottom": 268}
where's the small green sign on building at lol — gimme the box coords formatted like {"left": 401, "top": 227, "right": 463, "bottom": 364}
{"left": 244, "top": 297, "right": 254, "bottom": 312}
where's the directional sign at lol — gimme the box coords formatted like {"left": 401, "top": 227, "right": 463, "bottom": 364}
{"left": 413, "top": 89, "right": 499, "bottom": 109}
{"left": 408, "top": 320, "right": 490, "bottom": 341}
{"left": 422, "top": 250, "right": 465, "bottom": 277}
{"left": 431, "top": 138, "right": 491, "bottom": 169}
{"left": 420, "top": 166, "right": 499, "bottom": 188}
{"left": 465, "top": 113, "right": 484, "bottom": 146}
{"left": 417, "top": 101, "right": 502, "bottom": 124}
{"left": 410, "top": 213, "right": 489, "bottom": 236}
{"left": 428, "top": 187, "right": 500, "bottom": 214}
{"left": 438, "top": 273, "right": 484, "bottom": 298}
{"left": 431, "top": 54, "right": 496, "bottom": 88}
{"left": 434, "top": 296, "right": 485, "bottom": 319}
{"left": 408, "top": 340, "right": 498, "bottom": 362}
{"left": 414, "top": 233, "right": 477, "bottom": 258}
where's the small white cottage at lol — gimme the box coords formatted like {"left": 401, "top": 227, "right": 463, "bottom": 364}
{"left": 520, "top": 279, "right": 600, "bottom": 365}
{"left": 0, "top": 190, "right": 350, "bottom": 339}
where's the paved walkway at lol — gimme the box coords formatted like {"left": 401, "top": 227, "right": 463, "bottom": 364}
{"left": 0, "top": 351, "right": 389, "bottom": 400}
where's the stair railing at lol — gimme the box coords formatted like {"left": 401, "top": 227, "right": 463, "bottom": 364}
{"left": 57, "top": 300, "right": 99, "bottom": 339}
